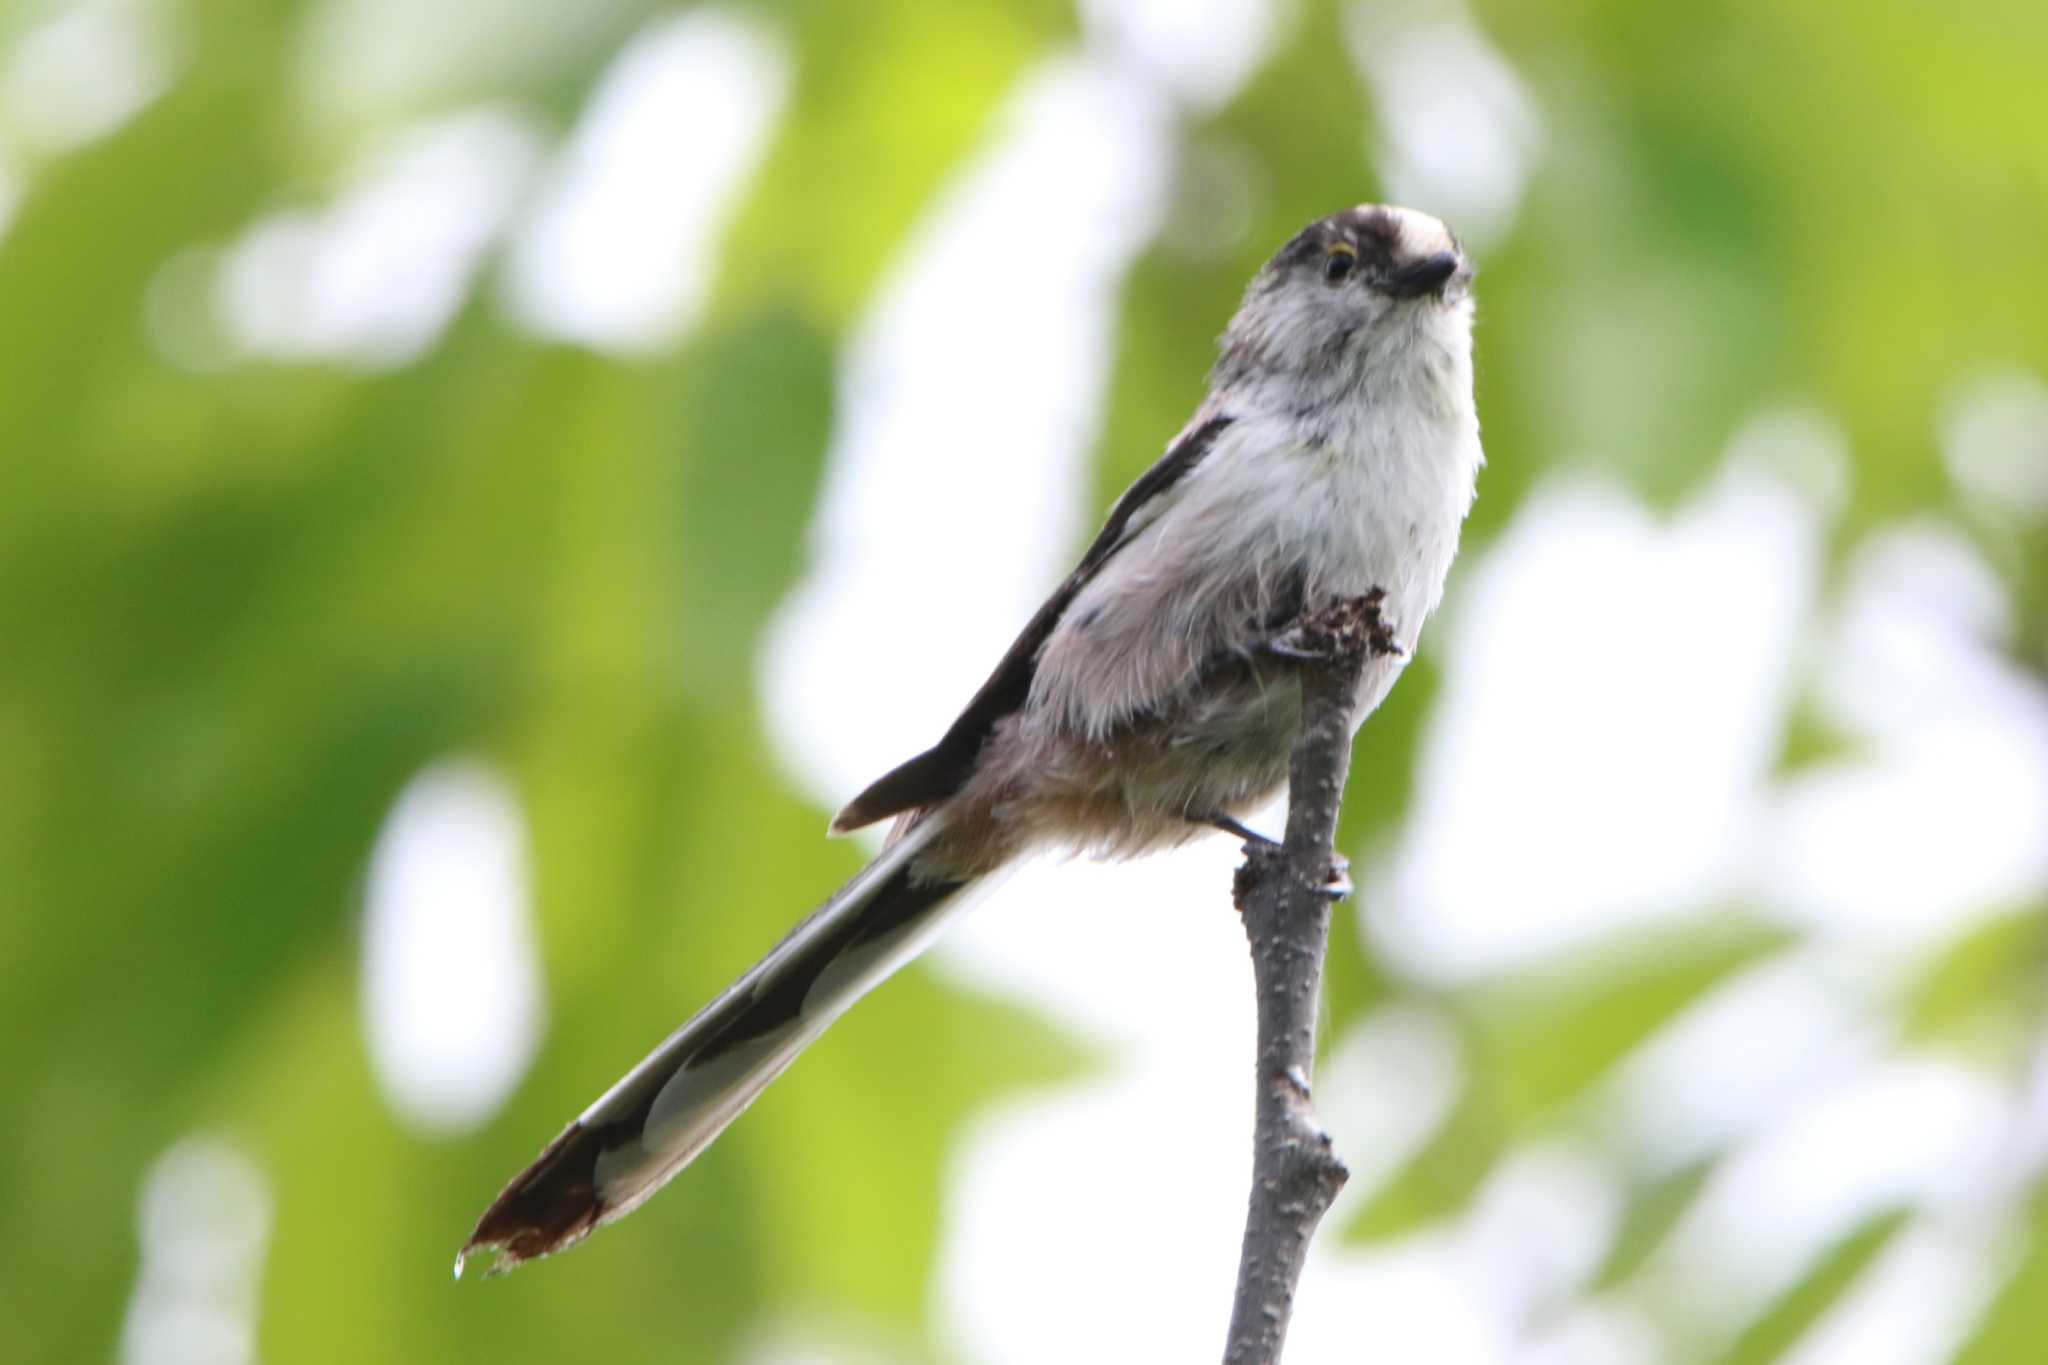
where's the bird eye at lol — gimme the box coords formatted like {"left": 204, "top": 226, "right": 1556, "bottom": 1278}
{"left": 1323, "top": 247, "right": 1357, "bottom": 283}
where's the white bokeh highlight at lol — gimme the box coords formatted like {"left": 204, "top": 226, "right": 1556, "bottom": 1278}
{"left": 1780, "top": 1221, "right": 2008, "bottom": 1365}
{"left": 214, "top": 109, "right": 539, "bottom": 368}
{"left": 1317, "top": 1002, "right": 1465, "bottom": 1198}
{"left": 0, "top": 152, "right": 19, "bottom": 243}
{"left": 1345, "top": 0, "right": 1542, "bottom": 248}
{"left": 361, "top": 758, "right": 544, "bottom": 1136}
{"left": 933, "top": 845, "right": 1257, "bottom": 1363}
{"left": 1376, "top": 455, "right": 1823, "bottom": 981}
{"left": 1632, "top": 1058, "right": 2019, "bottom": 1348}
{"left": 1075, "top": 0, "right": 1292, "bottom": 111}
{"left": 759, "top": 57, "right": 1174, "bottom": 810}
{"left": 1, "top": 0, "right": 182, "bottom": 158}
{"left": 293, "top": 0, "right": 644, "bottom": 127}
{"left": 1940, "top": 368, "right": 2048, "bottom": 517}
{"left": 736, "top": 1314, "right": 907, "bottom": 1365}
{"left": 119, "top": 1137, "right": 271, "bottom": 1365}
{"left": 502, "top": 10, "right": 789, "bottom": 352}
{"left": 1517, "top": 1305, "right": 1662, "bottom": 1365}
{"left": 1288, "top": 1139, "right": 1625, "bottom": 1364}
{"left": 1764, "top": 525, "right": 2048, "bottom": 942}
{"left": 1594, "top": 949, "right": 1890, "bottom": 1179}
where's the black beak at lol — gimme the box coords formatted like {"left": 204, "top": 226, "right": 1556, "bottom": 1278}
{"left": 1382, "top": 252, "right": 1461, "bottom": 299}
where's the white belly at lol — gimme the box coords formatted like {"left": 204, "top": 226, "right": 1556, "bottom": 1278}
{"left": 1029, "top": 397, "right": 1480, "bottom": 746}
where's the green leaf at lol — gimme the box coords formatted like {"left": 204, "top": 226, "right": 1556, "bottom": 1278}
{"left": 1343, "top": 1094, "right": 1504, "bottom": 1242}
{"left": 1459, "top": 916, "right": 1789, "bottom": 1127}
{"left": 1710, "top": 1209, "right": 1909, "bottom": 1365}
{"left": 1903, "top": 902, "right": 2048, "bottom": 1051}
{"left": 1589, "top": 1161, "right": 1714, "bottom": 1291}
{"left": 1346, "top": 919, "right": 1781, "bottom": 1242}
{"left": 1953, "top": 1185, "right": 2048, "bottom": 1365}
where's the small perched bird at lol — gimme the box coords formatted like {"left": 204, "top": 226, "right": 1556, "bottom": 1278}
{"left": 461, "top": 204, "right": 1484, "bottom": 1274}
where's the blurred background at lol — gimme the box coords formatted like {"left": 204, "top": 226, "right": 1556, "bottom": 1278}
{"left": 3, "top": 0, "right": 2045, "bottom": 1361}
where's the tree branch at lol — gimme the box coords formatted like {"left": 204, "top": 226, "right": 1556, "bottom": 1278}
{"left": 1222, "top": 590, "right": 1400, "bottom": 1365}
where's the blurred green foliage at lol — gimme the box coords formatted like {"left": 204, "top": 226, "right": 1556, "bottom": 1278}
{"left": 1, "top": 0, "right": 2043, "bottom": 1362}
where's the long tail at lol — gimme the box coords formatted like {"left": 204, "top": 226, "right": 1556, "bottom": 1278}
{"left": 459, "top": 817, "right": 971, "bottom": 1274}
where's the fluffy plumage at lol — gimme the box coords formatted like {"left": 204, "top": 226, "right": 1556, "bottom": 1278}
{"left": 461, "top": 203, "right": 1484, "bottom": 1273}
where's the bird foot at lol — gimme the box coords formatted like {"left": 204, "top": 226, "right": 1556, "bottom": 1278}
{"left": 1263, "top": 589, "right": 1406, "bottom": 663}
{"left": 1228, "top": 840, "right": 1352, "bottom": 909}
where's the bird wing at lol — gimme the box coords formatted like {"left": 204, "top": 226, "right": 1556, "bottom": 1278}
{"left": 830, "top": 412, "right": 1237, "bottom": 833}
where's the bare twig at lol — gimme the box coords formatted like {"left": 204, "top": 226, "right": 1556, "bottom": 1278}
{"left": 1223, "top": 590, "right": 1398, "bottom": 1365}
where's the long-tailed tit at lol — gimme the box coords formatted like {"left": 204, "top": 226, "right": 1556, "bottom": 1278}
{"left": 461, "top": 204, "right": 1483, "bottom": 1272}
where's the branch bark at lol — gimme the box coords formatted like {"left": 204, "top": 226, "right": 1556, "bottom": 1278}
{"left": 1222, "top": 590, "right": 1399, "bottom": 1365}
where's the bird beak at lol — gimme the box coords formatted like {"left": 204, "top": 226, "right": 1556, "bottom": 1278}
{"left": 1382, "top": 252, "right": 1462, "bottom": 299}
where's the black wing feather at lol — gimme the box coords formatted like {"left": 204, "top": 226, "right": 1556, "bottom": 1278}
{"left": 831, "top": 413, "right": 1236, "bottom": 832}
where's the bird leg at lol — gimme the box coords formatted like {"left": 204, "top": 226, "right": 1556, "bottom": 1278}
{"left": 1202, "top": 812, "right": 1278, "bottom": 848}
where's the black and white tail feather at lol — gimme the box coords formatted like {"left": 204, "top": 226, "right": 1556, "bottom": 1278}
{"left": 459, "top": 816, "right": 971, "bottom": 1274}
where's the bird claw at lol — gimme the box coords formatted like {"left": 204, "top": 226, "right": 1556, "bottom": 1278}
{"left": 1260, "top": 589, "right": 1406, "bottom": 664}
{"left": 1228, "top": 842, "right": 1352, "bottom": 907}
{"left": 1231, "top": 842, "right": 1279, "bottom": 910}
{"left": 1322, "top": 854, "right": 1353, "bottom": 900}
{"left": 1263, "top": 629, "right": 1338, "bottom": 662}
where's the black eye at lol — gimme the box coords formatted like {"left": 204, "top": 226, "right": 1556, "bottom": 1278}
{"left": 1323, "top": 250, "right": 1356, "bottom": 283}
